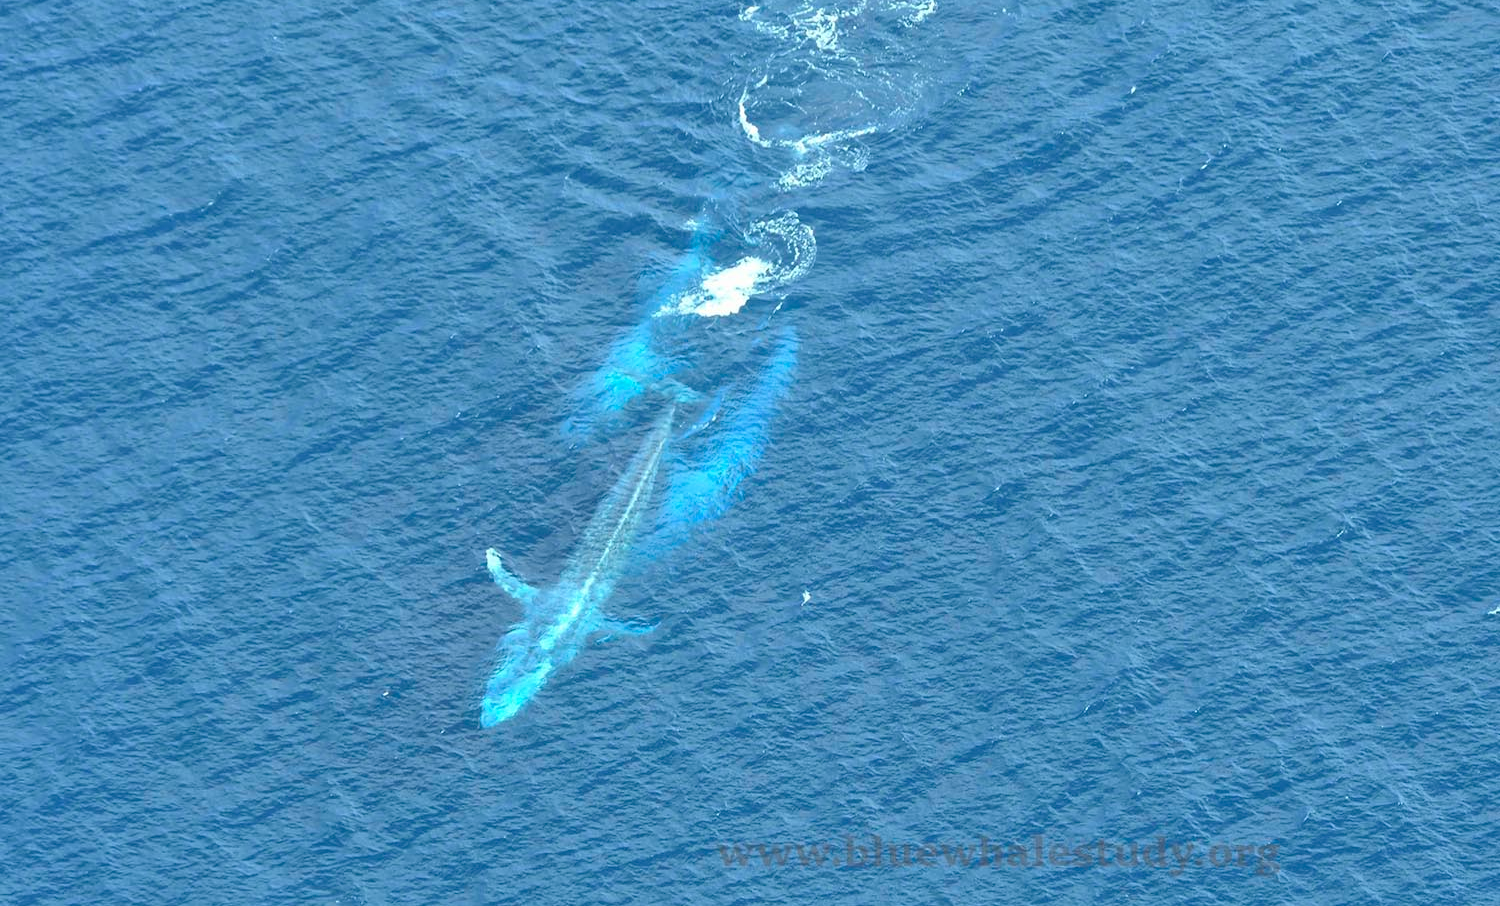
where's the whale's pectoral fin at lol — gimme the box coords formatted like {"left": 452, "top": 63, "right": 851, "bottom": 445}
{"left": 485, "top": 549, "right": 539, "bottom": 608}
{"left": 593, "top": 616, "right": 660, "bottom": 643}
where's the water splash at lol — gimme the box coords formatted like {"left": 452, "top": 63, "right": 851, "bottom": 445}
{"left": 654, "top": 212, "right": 816, "bottom": 318}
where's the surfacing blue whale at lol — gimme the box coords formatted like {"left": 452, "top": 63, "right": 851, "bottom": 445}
{"left": 479, "top": 326, "right": 797, "bottom": 726}
{"left": 480, "top": 405, "right": 679, "bottom": 727}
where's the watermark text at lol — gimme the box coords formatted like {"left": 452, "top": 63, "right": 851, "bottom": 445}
{"left": 717, "top": 834, "right": 1279, "bottom": 876}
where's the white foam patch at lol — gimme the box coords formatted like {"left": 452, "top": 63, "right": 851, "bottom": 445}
{"left": 735, "top": 1, "right": 938, "bottom": 188}
{"left": 658, "top": 257, "right": 772, "bottom": 317}
{"left": 750, "top": 211, "right": 817, "bottom": 287}
{"left": 740, "top": 1, "right": 938, "bottom": 50}
{"left": 739, "top": 80, "right": 881, "bottom": 154}
{"left": 895, "top": 0, "right": 935, "bottom": 25}
{"left": 777, "top": 143, "right": 868, "bottom": 189}
{"left": 779, "top": 156, "right": 832, "bottom": 189}
{"left": 741, "top": 1, "right": 864, "bottom": 48}
{"left": 738, "top": 85, "right": 772, "bottom": 148}
{"left": 739, "top": 78, "right": 879, "bottom": 188}
{"left": 655, "top": 212, "right": 817, "bottom": 318}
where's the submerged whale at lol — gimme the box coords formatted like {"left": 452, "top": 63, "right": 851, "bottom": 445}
{"left": 480, "top": 405, "right": 678, "bottom": 727}
{"left": 477, "top": 325, "right": 798, "bottom": 726}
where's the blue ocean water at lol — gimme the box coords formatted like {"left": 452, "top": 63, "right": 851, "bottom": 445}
{"left": 4, "top": 0, "right": 1498, "bottom": 903}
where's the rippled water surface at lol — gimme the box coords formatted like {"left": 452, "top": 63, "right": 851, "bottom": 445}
{"left": 4, "top": 1, "right": 1498, "bottom": 903}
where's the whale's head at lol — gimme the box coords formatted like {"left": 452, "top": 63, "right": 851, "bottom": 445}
{"left": 480, "top": 628, "right": 556, "bottom": 727}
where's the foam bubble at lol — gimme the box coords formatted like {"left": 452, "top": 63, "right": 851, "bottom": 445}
{"left": 895, "top": 0, "right": 935, "bottom": 25}
{"left": 658, "top": 257, "right": 772, "bottom": 317}
{"left": 735, "top": 1, "right": 948, "bottom": 187}
{"left": 655, "top": 212, "right": 816, "bottom": 317}
{"left": 747, "top": 210, "right": 817, "bottom": 288}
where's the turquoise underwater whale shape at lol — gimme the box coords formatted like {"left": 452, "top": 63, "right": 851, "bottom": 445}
{"left": 480, "top": 404, "right": 677, "bottom": 727}
{"left": 479, "top": 325, "right": 797, "bottom": 726}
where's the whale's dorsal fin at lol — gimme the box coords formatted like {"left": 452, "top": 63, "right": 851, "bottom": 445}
{"left": 485, "top": 549, "right": 539, "bottom": 608}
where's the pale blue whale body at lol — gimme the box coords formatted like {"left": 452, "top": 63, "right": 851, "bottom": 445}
{"left": 479, "top": 325, "right": 797, "bottom": 726}
{"left": 482, "top": 194, "right": 799, "bottom": 725}
{"left": 481, "top": 405, "right": 678, "bottom": 727}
